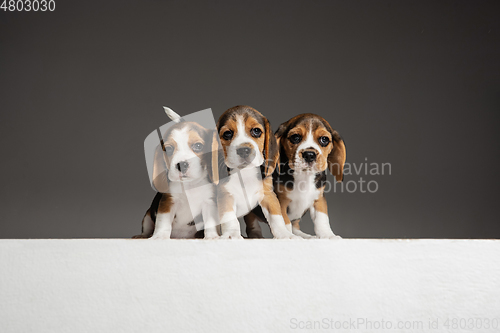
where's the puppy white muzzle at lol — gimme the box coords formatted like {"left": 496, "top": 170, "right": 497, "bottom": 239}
{"left": 295, "top": 148, "right": 320, "bottom": 171}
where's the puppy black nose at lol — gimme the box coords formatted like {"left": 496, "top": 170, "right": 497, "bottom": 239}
{"left": 176, "top": 161, "right": 189, "bottom": 173}
{"left": 302, "top": 151, "right": 316, "bottom": 163}
{"left": 237, "top": 147, "right": 252, "bottom": 158}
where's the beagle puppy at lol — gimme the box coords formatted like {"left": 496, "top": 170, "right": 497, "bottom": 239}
{"left": 216, "top": 105, "right": 300, "bottom": 239}
{"left": 134, "top": 108, "right": 220, "bottom": 239}
{"left": 274, "top": 113, "right": 346, "bottom": 238}
{"left": 245, "top": 113, "right": 346, "bottom": 239}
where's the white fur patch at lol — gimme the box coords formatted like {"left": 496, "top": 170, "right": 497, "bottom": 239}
{"left": 260, "top": 206, "right": 300, "bottom": 239}
{"left": 219, "top": 211, "right": 243, "bottom": 240}
{"left": 150, "top": 209, "right": 175, "bottom": 240}
{"left": 293, "top": 127, "right": 323, "bottom": 172}
{"left": 167, "top": 127, "right": 206, "bottom": 182}
{"left": 286, "top": 171, "right": 321, "bottom": 221}
{"left": 310, "top": 208, "right": 340, "bottom": 239}
{"left": 224, "top": 167, "right": 263, "bottom": 218}
{"left": 284, "top": 169, "right": 340, "bottom": 239}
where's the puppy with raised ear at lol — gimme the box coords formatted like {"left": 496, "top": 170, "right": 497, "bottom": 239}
{"left": 216, "top": 105, "right": 299, "bottom": 239}
{"left": 270, "top": 113, "right": 346, "bottom": 239}
{"left": 134, "top": 108, "right": 220, "bottom": 240}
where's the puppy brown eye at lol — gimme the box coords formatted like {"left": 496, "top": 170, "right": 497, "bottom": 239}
{"left": 165, "top": 146, "right": 174, "bottom": 156}
{"left": 289, "top": 134, "right": 302, "bottom": 144}
{"left": 222, "top": 130, "right": 233, "bottom": 140}
{"left": 250, "top": 128, "right": 262, "bottom": 138}
{"left": 319, "top": 136, "right": 330, "bottom": 147}
{"left": 192, "top": 142, "right": 204, "bottom": 152}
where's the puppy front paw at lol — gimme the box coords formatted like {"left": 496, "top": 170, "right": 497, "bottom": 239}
{"left": 132, "top": 234, "right": 150, "bottom": 239}
{"left": 302, "top": 235, "right": 317, "bottom": 239}
{"left": 317, "top": 234, "right": 342, "bottom": 240}
{"left": 149, "top": 233, "right": 171, "bottom": 240}
{"left": 273, "top": 231, "right": 302, "bottom": 240}
{"left": 204, "top": 233, "right": 220, "bottom": 240}
{"left": 220, "top": 231, "right": 244, "bottom": 240}
{"left": 292, "top": 230, "right": 316, "bottom": 239}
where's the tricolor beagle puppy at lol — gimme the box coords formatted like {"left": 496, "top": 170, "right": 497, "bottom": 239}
{"left": 245, "top": 113, "right": 346, "bottom": 239}
{"left": 273, "top": 113, "right": 346, "bottom": 239}
{"left": 134, "top": 108, "right": 220, "bottom": 240}
{"left": 216, "top": 105, "right": 300, "bottom": 239}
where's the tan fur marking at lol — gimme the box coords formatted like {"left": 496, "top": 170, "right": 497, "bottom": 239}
{"left": 219, "top": 118, "right": 238, "bottom": 159}
{"left": 329, "top": 139, "right": 346, "bottom": 182}
{"left": 245, "top": 117, "right": 265, "bottom": 154}
{"left": 259, "top": 177, "right": 282, "bottom": 216}
{"left": 211, "top": 131, "right": 219, "bottom": 184}
{"left": 281, "top": 125, "right": 307, "bottom": 170}
{"left": 216, "top": 185, "right": 235, "bottom": 216}
{"left": 262, "top": 117, "right": 278, "bottom": 177}
{"left": 313, "top": 196, "right": 328, "bottom": 214}
{"left": 312, "top": 127, "right": 333, "bottom": 171}
{"left": 157, "top": 193, "right": 175, "bottom": 214}
{"left": 280, "top": 197, "right": 292, "bottom": 225}
{"left": 274, "top": 182, "right": 293, "bottom": 225}
{"left": 162, "top": 136, "right": 178, "bottom": 167}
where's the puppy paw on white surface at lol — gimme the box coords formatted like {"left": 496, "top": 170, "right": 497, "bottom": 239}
{"left": 292, "top": 229, "right": 316, "bottom": 239}
{"left": 203, "top": 234, "right": 220, "bottom": 240}
{"left": 302, "top": 235, "right": 318, "bottom": 239}
{"left": 149, "top": 234, "right": 171, "bottom": 240}
{"left": 220, "top": 231, "right": 244, "bottom": 240}
{"left": 273, "top": 232, "right": 302, "bottom": 240}
{"left": 317, "top": 234, "right": 342, "bottom": 240}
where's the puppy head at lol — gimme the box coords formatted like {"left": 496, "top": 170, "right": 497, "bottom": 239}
{"left": 155, "top": 121, "right": 218, "bottom": 183}
{"left": 217, "top": 105, "right": 278, "bottom": 176}
{"left": 275, "top": 114, "right": 346, "bottom": 181}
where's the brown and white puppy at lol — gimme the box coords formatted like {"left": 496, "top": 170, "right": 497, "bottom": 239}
{"left": 271, "top": 113, "right": 346, "bottom": 239}
{"left": 134, "top": 108, "right": 219, "bottom": 239}
{"left": 216, "top": 105, "right": 299, "bottom": 239}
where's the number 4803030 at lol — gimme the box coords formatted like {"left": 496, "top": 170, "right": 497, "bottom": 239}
{"left": 1, "top": 0, "right": 56, "bottom": 11}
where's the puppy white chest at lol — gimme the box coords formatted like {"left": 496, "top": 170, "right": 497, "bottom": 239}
{"left": 169, "top": 180, "right": 214, "bottom": 238}
{"left": 225, "top": 167, "right": 263, "bottom": 217}
{"left": 286, "top": 172, "right": 321, "bottom": 221}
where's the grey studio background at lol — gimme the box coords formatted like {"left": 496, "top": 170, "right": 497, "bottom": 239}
{"left": 0, "top": 0, "right": 499, "bottom": 239}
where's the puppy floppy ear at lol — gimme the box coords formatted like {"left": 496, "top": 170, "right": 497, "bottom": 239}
{"left": 327, "top": 131, "right": 346, "bottom": 182}
{"left": 208, "top": 130, "right": 220, "bottom": 184}
{"left": 275, "top": 121, "right": 288, "bottom": 139}
{"left": 274, "top": 122, "right": 289, "bottom": 174}
{"left": 263, "top": 118, "right": 279, "bottom": 177}
{"left": 152, "top": 143, "right": 170, "bottom": 193}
